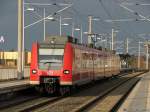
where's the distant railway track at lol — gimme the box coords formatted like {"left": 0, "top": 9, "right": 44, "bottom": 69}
{"left": 74, "top": 72, "right": 144, "bottom": 112}
{"left": 0, "top": 71, "right": 146, "bottom": 112}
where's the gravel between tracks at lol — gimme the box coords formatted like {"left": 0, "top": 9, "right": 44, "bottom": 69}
{"left": 1, "top": 96, "right": 60, "bottom": 112}
{"left": 86, "top": 76, "right": 140, "bottom": 112}
{"left": 32, "top": 72, "right": 143, "bottom": 112}
{"left": 0, "top": 72, "right": 144, "bottom": 112}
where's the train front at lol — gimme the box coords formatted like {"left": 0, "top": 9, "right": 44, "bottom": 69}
{"left": 30, "top": 36, "right": 74, "bottom": 94}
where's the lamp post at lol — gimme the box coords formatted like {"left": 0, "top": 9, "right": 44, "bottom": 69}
{"left": 74, "top": 25, "right": 83, "bottom": 44}
{"left": 88, "top": 16, "right": 92, "bottom": 44}
{"left": 22, "top": 7, "right": 35, "bottom": 76}
{"left": 138, "top": 41, "right": 142, "bottom": 69}
{"left": 112, "top": 28, "right": 114, "bottom": 50}
{"left": 111, "top": 29, "right": 118, "bottom": 51}
{"left": 17, "top": 0, "right": 23, "bottom": 79}
{"left": 43, "top": 8, "right": 46, "bottom": 40}
{"left": 81, "top": 25, "right": 83, "bottom": 44}
{"left": 26, "top": 7, "right": 46, "bottom": 40}
{"left": 72, "top": 22, "right": 74, "bottom": 37}
{"left": 25, "top": 7, "right": 34, "bottom": 11}
{"left": 146, "top": 44, "right": 149, "bottom": 69}
{"left": 144, "top": 42, "right": 149, "bottom": 70}
{"left": 126, "top": 38, "right": 129, "bottom": 54}
{"left": 59, "top": 16, "right": 62, "bottom": 36}
{"left": 22, "top": 7, "right": 36, "bottom": 77}
{"left": 48, "top": 15, "right": 72, "bottom": 36}
{"left": 88, "top": 16, "right": 100, "bottom": 45}
{"left": 59, "top": 16, "right": 72, "bottom": 36}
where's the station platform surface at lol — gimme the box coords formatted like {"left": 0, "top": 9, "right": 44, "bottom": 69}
{"left": 0, "top": 79, "right": 30, "bottom": 94}
{"left": 118, "top": 71, "right": 150, "bottom": 112}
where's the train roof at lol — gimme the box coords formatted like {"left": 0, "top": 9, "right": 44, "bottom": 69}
{"left": 44, "top": 36, "right": 78, "bottom": 44}
{"left": 39, "top": 36, "right": 78, "bottom": 49}
{"left": 38, "top": 35, "right": 117, "bottom": 55}
{"left": 72, "top": 43, "right": 117, "bottom": 56}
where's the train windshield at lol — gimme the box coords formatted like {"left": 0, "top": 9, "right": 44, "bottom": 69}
{"left": 38, "top": 48, "right": 64, "bottom": 70}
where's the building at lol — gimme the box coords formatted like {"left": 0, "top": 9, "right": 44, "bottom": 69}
{"left": 0, "top": 51, "right": 31, "bottom": 67}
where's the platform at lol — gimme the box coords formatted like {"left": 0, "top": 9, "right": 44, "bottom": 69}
{"left": 0, "top": 79, "right": 30, "bottom": 94}
{"left": 118, "top": 71, "right": 150, "bottom": 112}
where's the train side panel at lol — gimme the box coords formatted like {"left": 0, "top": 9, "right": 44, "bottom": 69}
{"left": 60, "top": 43, "right": 73, "bottom": 85}
{"left": 71, "top": 45, "right": 95, "bottom": 85}
{"left": 93, "top": 51, "right": 105, "bottom": 80}
{"left": 30, "top": 42, "right": 40, "bottom": 85}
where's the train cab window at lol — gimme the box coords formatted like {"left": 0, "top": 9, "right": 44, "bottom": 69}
{"left": 38, "top": 48, "right": 64, "bottom": 70}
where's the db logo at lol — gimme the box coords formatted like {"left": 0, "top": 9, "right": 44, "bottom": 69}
{"left": 48, "top": 71, "right": 53, "bottom": 75}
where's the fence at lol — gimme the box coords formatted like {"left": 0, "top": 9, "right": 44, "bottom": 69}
{"left": 0, "top": 67, "right": 30, "bottom": 81}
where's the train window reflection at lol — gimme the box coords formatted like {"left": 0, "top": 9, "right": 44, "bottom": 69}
{"left": 38, "top": 55, "right": 63, "bottom": 70}
{"left": 38, "top": 48, "right": 64, "bottom": 70}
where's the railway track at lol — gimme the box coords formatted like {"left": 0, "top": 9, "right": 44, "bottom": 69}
{"left": 0, "top": 87, "right": 64, "bottom": 112}
{"left": 0, "top": 95, "right": 40, "bottom": 110}
{"left": 1, "top": 96, "right": 63, "bottom": 112}
{"left": 74, "top": 72, "right": 146, "bottom": 112}
{"left": 75, "top": 74, "right": 141, "bottom": 112}
{"left": 0, "top": 71, "right": 146, "bottom": 112}
{"left": 0, "top": 88, "right": 40, "bottom": 109}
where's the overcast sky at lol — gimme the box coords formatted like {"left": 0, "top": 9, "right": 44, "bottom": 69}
{"left": 0, "top": 0, "right": 150, "bottom": 54}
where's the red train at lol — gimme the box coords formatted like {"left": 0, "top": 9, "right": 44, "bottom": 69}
{"left": 30, "top": 36, "right": 120, "bottom": 94}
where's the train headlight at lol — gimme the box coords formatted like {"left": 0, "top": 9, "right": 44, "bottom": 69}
{"left": 32, "top": 69, "right": 37, "bottom": 74}
{"left": 63, "top": 70, "right": 70, "bottom": 74}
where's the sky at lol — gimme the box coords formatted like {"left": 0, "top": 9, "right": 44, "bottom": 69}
{"left": 0, "top": 0, "right": 150, "bottom": 54}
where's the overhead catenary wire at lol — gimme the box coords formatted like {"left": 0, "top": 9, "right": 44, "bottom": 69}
{"left": 24, "top": 0, "right": 149, "bottom": 55}
{"left": 98, "top": 0, "right": 119, "bottom": 29}
{"left": 61, "top": 0, "right": 111, "bottom": 32}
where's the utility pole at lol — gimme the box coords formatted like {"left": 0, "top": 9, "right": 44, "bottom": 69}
{"left": 109, "top": 41, "right": 112, "bottom": 50}
{"left": 145, "top": 43, "right": 149, "bottom": 69}
{"left": 126, "top": 38, "right": 129, "bottom": 54}
{"left": 138, "top": 41, "right": 141, "bottom": 69}
{"left": 104, "top": 36, "right": 107, "bottom": 48}
{"left": 17, "top": 0, "right": 23, "bottom": 79}
{"left": 71, "top": 22, "right": 74, "bottom": 37}
{"left": 22, "top": 0, "right": 25, "bottom": 78}
{"left": 43, "top": 8, "right": 46, "bottom": 40}
{"left": 60, "top": 16, "right": 62, "bottom": 36}
{"left": 111, "top": 28, "right": 114, "bottom": 50}
{"left": 80, "top": 25, "right": 83, "bottom": 44}
{"left": 88, "top": 16, "right": 92, "bottom": 45}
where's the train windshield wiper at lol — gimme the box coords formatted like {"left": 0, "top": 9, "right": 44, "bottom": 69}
{"left": 43, "top": 61, "right": 53, "bottom": 64}
{"left": 43, "top": 61, "right": 61, "bottom": 64}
